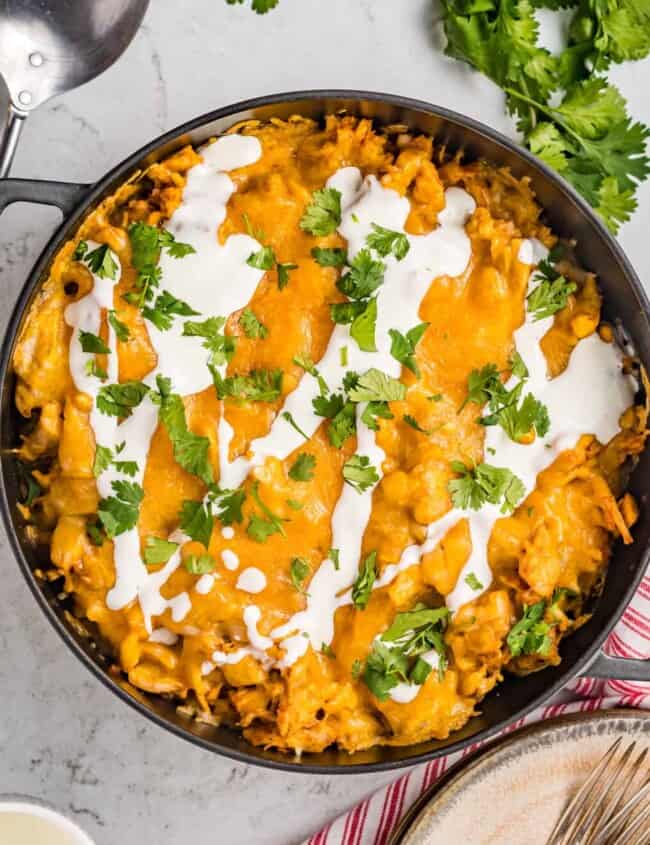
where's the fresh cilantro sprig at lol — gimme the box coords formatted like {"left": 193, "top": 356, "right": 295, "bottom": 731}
{"left": 290, "top": 557, "right": 310, "bottom": 593}
{"left": 213, "top": 368, "right": 283, "bottom": 403}
{"left": 143, "top": 290, "right": 198, "bottom": 332}
{"left": 247, "top": 481, "right": 288, "bottom": 542}
{"left": 239, "top": 308, "right": 268, "bottom": 339}
{"left": 96, "top": 380, "right": 149, "bottom": 418}
{"left": 389, "top": 323, "right": 429, "bottom": 377}
{"left": 449, "top": 460, "right": 525, "bottom": 513}
{"left": 93, "top": 441, "right": 138, "bottom": 479}
{"left": 300, "top": 187, "right": 342, "bottom": 236}
{"left": 366, "top": 224, "right": 410, "bottom": 260}
{"left": 98, "top": 480, "right": 144, "bottom": 538}
{"left": 439, "top": 0, "right": 650, "bottom": 232}
{"left": 183, "top": 317, "right": 236, "bottom": 370}
{"left": 152, "top": 375, "right": 213, "bottom": 486}
{"left": 362, "top": 604, "right": 450, "bottom": 699}
{"left": 351, "top": 551, "right": 378, "bottom": 609}
{"left": 125, "top": 222, "right": 195, "bottom": 307}
{"left": 79, "top": 331, "right": 110, "bottom": 355}
{"left": 343, "top": 455, "right": 380, "bottom": 494}
{"left": 507, "top": 600, "right": 553, "bottom": 657}
{"left": 526, "top": 259, "right": 577, "bottom": 320}
{"left": 288, "top": 452, "right": 316, "bottom": 481}
{"left": 144, "top": 536, "right": 179, "bottom": 565}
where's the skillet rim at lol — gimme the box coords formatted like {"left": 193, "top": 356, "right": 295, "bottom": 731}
{"left": 1, "top": 88, "right": 649, "bottom": 774}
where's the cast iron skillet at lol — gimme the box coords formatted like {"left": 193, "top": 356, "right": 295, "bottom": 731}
{"left": 1, "top": 91, "right": 649, "bottom": 774}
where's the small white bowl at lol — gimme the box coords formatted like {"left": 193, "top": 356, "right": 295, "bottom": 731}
{"left": 0, "top": 797, "right": 95, "bottom": 845}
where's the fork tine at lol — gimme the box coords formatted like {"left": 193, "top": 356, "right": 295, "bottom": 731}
{"left": 545, "top": 738, "right": 623, "bottom": 845}
{"left": 589, "top": 779, "right": 650, "bottom": 845}
{"left": 588, "top": 749, "right": 649, "bottom": 844}
{"left": 612, "top": 800, "right": 650, "bottom": 845}
{"left": 579, "top": 741, "right": 639, "bottom": 844}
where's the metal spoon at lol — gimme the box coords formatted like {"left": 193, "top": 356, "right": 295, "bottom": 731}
{"left": 0, "top": 0, "right": 149, "bottom": 177}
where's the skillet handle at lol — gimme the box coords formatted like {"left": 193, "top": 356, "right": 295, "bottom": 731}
{"left": 583, "top": 651, "right": 650, "bottom": 682}
{"left": 0, "top": 178, "right": 90, "bottom": 216}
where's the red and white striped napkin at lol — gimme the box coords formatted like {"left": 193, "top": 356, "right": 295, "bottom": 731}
{"left": 304, "top": 570, "right": 650, "bottom": 845}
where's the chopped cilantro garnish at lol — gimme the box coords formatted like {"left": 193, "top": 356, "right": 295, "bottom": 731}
{"left": 343, "top": 455, "right": 380, "bottom": 494}
{"left": 329, "top": 548, "right": 340, "bottom": 570}
{"left": 348, "top": 368, "right": 406, "bottom": 403}
{"left": 98, "top": 480, "right": 144, "bottom": 538}
{"left": 507, "top": 601, "right": 553, "bottom": 657}
{"left": 351, "top": 551, "right": 377, "bottom": 610}
{"left": 247, "top": 245, "right": 275, "bottom": 271}
{"left": 184, "top": 554, "right": 216, "bottom": 574}
{"left": 144, "top": 536, "right": 179, "bottom": 565}
{"left": 288, "top": 452, "right": 316, "bottom": 482}
{"left": 179, "top": 499, "right": 213, "bottom": 547}
{"left": 152, "top": 375, "right": 213, "bottom": 486}
{"left": 465, "top": 572, "right": 484, "bottom": 591}
{"left": 108, "top": 310, "right": 130, "bottom": 342}
{"left": 366, "top": 224, "right": 410, "bottom": 260}
{"left": 389, "top": 323, "right": 429, "bottom": 377}
{"left": 449, "top": 460, "right": 525, "bottom": 514}
{"left": 96, "top": 380, "right": 149, "bottom": 418}
{"left": 79, "top": 331, "right": 110, "bottom": 355}
{"left": 282, "top": 411, "right": 309, "bottom": 441}
{"left": 338, "top": 249, "right": 385, "bottom": 300}
{"left": 527, "top": 259, "right": 578, "bottom": 321}
{"left": 403, "top": 414, "right": 431, "bottom": 434}
{"left": 300, "top": 187, "right": 342, "bottom": 236}
{"left": 182, "top": 316, "right": 236, "bottom": 369}
{"left": 311, "top": 246, "right": 347, "bottom": 267}
{"left": 143, "top": 290, "right": 198, "bottom": 332}
{"left": 362, "top": 604, "right": 450, "bottom": 699}
{"left": 83, "top": 243, "right": 119, "bottom": 280}
{"left": 247, "top": 481, "right": 287, "bottom": 542}
{"left": 213, "top": 368, "right": 283, "bottom": 403}
{"left": 350, "top": 297, "right": 378, "bottom": 352}
{"left": 239, "top": 308, "right": 268, "bottom": 339}
{"left": 277, "top": 262, "right": 298, "bottom": 289}
{"left": 290, "top": 557, "right": 310, "bottom": 593}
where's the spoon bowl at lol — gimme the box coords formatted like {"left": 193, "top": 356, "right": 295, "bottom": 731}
{"left": 0, "top": 0, "right": 149, "bottom": 176}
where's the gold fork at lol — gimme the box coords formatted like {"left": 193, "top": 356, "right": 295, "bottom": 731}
{"left": 546, "top": 737, "right": 650, "bottom": 845}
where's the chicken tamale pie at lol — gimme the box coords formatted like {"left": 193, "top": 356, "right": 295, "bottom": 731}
{"left": 13, "top": 115, "right": 647, "bottom": 754}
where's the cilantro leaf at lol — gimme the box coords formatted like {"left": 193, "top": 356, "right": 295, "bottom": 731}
{"left": 288, "top": 452, "right": 316, "bottom": 482}
{"left": 329, "top": 548, "right": 340, "bottom": 569}
{"left": 144, "top": 536, "right": 179, "bottom": 565}
{"left": 337, "top": 249, "right": 385, "bottom": 300}
{"left": 247, "top": 245, "right": 276, "bottom": 271}
{"left": 330, "top": 300, "right": 367, "bottom": 325}
{"left": 179, "top": 499, "right": 213, "bottom": 547}
{"left": 79, "top": 331, "right": 110, "bottom": 355}
{"left": 85, "top": 360, "right": 108, "bottom": 381}
{"left": 351, "top": 551, "right": 377, "bottom": 609}
{"left": 212, "top": 368, "right": 283, "bottom": 403}
{"left": 98, "top": 480, "right": 144, "bottom": 538}
{"left": 300, "top": 188, "right": 342, "bottom": 236}
{"left": 389, "top": 322, "right": 429, "bottom": 377}
{"left": 362, "top": 603, "right": 450, "bottom": 698}
{"left": 312, "top": 246, "right": 347, "bottom": 267}
{"left": 465, "top": 572, "right": 484, "bottom": 591}
{"left": 327, "top": 401, "right": 357, "bottom": 448}
{"left": 499, "top": 392, "right": 550, "bottom": 440}
{"left": 343, "top": 455, "right": 380, "bottom": 494}
{"left": 277, "top": 262, "right": 298, "bottom": 289}
{"left": 143, "top": 290, "right": 198, "bottom": 332}
{"left": 152, "top": 375, "right": 213, "bottom": 486}
{"left": 290, "top": 557, "right": 310, "bottom": 593}
{"left": 404, "top": 414, "right": 432, "bottom": 434}
{"left": 507, "top": 600, "right": 553, "bottom": 657}
{"left": 93, "top": 444, "right": 114, "bottom": 477}
{"left": 449, "top": 460, "right": 525, "bottom": 513}
{"left": 350, "top": 297, "right": 378, "bottom": 352}
{"left": 126, "top": 223, "right": 194, "bottom": 305}
{"left": 348, "top": 368, "right": 407, "bottom": 403}
{"left": 247, "top": 481, "right": 287, "bottom": 542}
{"left": 108, "top": 310, "right": 130, "bottom": 342}
{"left": 185, "top": 554, "right": 216, "bottom": 574}
{"left": 526, "top": 259, "right": 577, "bottom": 320}
{"left": 239, "top": 308, "right": 268, "bottom": 339}
{"left": 96, "top": 381, "right": 149, "bottom": 418}
{"left": 361, "top": 400, "right": 393, "bottom": 431}
{"left": 214, "top": 488, "right": 246, "bottom": 526}
{"left": 366, "top": 224, "right": 410, "bottom": 260}
{"left": 182, "top": 317, "right": 236, "bottom": 369}
{"left": 83, "top": 243, "right": 119, "bottom": 280}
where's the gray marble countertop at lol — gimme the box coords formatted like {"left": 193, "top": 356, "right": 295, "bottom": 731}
{"left": 1, "top": 2, "right": 648, "bottom": 843}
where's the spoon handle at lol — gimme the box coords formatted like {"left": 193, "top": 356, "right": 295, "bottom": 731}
{"left": 0, "top": 104, "right": 27, "bottom": 178}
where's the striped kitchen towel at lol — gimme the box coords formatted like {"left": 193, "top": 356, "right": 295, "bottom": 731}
{"left": 305, "top": 569, "right": 650, "bottom": 845}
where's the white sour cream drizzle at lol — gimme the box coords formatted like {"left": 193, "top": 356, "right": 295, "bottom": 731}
{"left": 236, "top": 567, "right": 267, "bottom": 594}
{"left": 65, "top": 136, "right": 264, "bottom": 632}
